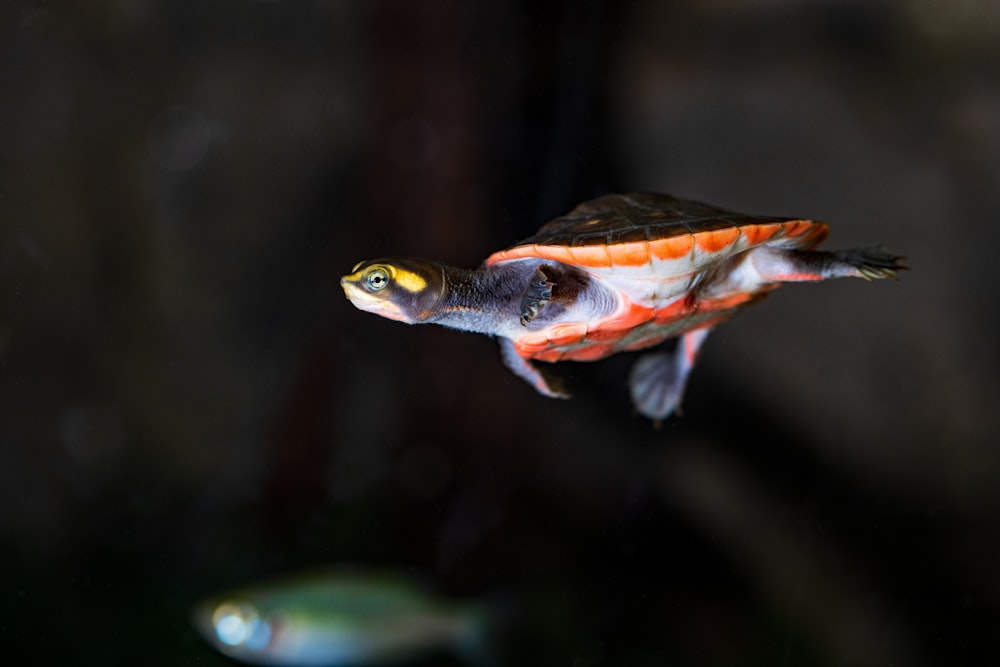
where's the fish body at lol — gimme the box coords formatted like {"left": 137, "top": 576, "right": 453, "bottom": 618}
{"left": 192, "top": 567, "right": 490, "bottom": 666}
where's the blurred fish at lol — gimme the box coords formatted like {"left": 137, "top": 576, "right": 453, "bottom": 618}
{"left": 192, "top": 566, "right": 493, "bottom": 666}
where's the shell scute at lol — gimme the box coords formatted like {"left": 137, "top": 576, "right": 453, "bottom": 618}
{"left": 607, "top": 242, "right": 651, "bottom": 268}
{"left": 532, "top": 348, "right": 565, "bottom": 363}
{"left": 649, "top": 234, "right": 694, "bottom": 261}
{"left": 624, "top": 333, "right": 671, "bottom": 352}
{"left": 652, "top": 297, "right": 694, "bottom": 323}
{"left": 741, "top": 222, "right": 783, "bottom": 245}
{"left": 546, "top": 323, "right": 588, "bottom": 346}
{"left": 695, "top": 227, "right": 741, "bottom": 254}
{"left": 515, "top": 333, "right": 551, "bottom": 354}
{"left": 562, "top": 342, "right": 616, "bottom": 361}
{"left": 607, "top": 226, "right": 652, "bottom": 245}
{"left": 583, "top": 327, "right": 633, "bottom": 342}
{"left": 538, "top": 244, "right": 575, "bottom": 264}
{"left": 783, "top": 220, "right": 812, "bottom": 238}
{"left": 568, "top": 245, "right": 612, "bottom": 267}
{"left": 699, "top": 292, "right": 758, "bottom": 312}
{"left": 487, "top": 193, "right": 819, "bottom": 272}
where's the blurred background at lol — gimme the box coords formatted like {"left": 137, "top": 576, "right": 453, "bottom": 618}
{"left": 1, "top": 0, "right": 999, "bottom": 664}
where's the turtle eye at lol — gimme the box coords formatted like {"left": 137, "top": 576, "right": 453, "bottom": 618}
{"left": 364, "top": 267, "right": 390, "bottom": 292}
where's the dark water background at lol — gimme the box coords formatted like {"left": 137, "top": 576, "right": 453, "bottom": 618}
{"left": 2, "top": 1, "right": 999, "bottom": 665}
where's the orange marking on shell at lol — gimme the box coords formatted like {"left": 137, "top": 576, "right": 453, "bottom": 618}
{"left": 695, "top": 227, "right": 740, "bottom": 254}
{"left": 781, "top": 220, "right": 813, "bottom": 238}
{"left": 741, "top": 222, "right": 783, "bottom": 245}
{"left": 585, "top": 328, "right": 632, "bottom": 342}
{"left": 650, "top": 234, "right": 694, "bottom": 260}
{"left": 486, "top": 245, "right": 573, "bottom": 266}
{"left": 513, "top": 333, "right": 551, "bottom": 355}
{"left": 798, "top": 222, "right": 830, "bottom": 247}
{"left": 653, "top": 297, "right": 694, "bottom": 324}
{"left": 532, "top": 348, "right": 564, "bottom": 363}
{"left": 568, "top": 245, "right": 612, "bottom": 267}
{"left": 624, "top": 333, "right": 670, "bottom": 352}
{"left": 547, "top": 323, "right": 588, "bottom": 346}
{"left": 560, "top": 342, "right": 617, "bottom": 361}
{"left": 608, "top": 242, "right": 651, "bottom": 267}
{"left": 699, "top": 293, "right": 756, "bottom": 312}
{"left": 484, "top": 249, "right": 511, "bottom": 265}
{"left": 595, "top": 301, "right": 655, "bottom": 336}
{"left": 532, "top": 244, "right": 574, "bottom": 264}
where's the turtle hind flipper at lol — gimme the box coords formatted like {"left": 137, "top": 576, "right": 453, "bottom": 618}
{"left": 752, "top": 246, "right": 908, "bottom": 283}
{"left": 629, "top": 328, "right": 711, "bottom": 422}
{"left": 498, "top": 337, "right": 569, "bottom": 399}
{"left": 834, "top": 245, "right": 908, "bottom": 281}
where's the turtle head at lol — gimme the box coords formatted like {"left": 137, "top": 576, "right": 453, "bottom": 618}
{"left": 341, "top": 258, "right": 446, "bottom": 324}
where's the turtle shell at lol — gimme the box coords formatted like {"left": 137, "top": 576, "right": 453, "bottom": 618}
{"left": 485, "top": 193, "right": 831, "bottom": 362}
{"left": 488, "top": 192, "right": 828, "bottom": 269}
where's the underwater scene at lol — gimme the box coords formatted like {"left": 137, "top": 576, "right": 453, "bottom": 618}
{"left": 2, "top": 2, "right": 999, "bottom": 665}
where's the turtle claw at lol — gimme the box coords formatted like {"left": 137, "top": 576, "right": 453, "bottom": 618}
{"left": 835, "top": 245, "right": 908, "bottom": 281}
{"left": 520, "top": 267, "right": 555, "bottom": 326}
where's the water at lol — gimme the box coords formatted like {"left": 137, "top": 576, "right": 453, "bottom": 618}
{"left": 1, "top": 2, "right": 998, "bottom": 665}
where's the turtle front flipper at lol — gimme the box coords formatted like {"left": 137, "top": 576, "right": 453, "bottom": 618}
{"left": 499, "top": 337, "right": 569, "bottom": 399}
{"left": 629, "top": 328, "right": 711, "bottom": 423}
{"left": 519, "top": 266, "right": 555, "bottom": 326}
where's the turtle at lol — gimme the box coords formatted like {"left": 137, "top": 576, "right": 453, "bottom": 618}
{"left": 341, "top": 192, "right": 904, "bottom": 421}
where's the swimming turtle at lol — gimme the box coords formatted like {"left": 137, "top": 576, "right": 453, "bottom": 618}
{"left": 342, "top": 192, "right": 903, "bottom": 421}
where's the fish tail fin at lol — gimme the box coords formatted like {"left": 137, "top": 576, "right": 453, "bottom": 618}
{"left": 453, "top": 606, "right": 495, "bottom": 667}
{"left": 453, "top": 593, "right": 518, "bottom": 667}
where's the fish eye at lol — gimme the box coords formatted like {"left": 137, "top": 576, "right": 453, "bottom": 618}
{"left": 212, "top": 601, "right": 270, "bottom": 648}
{"left": 365, "top": 267, "right": 390, "bottom": 292}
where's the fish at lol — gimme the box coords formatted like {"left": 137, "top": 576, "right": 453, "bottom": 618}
{"left": 191, "top": 566, "right": 493, "bottom": 666}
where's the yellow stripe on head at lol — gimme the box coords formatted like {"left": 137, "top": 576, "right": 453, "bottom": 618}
{"left": 393, "top": 268, "right": 427, "bottom": 293}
